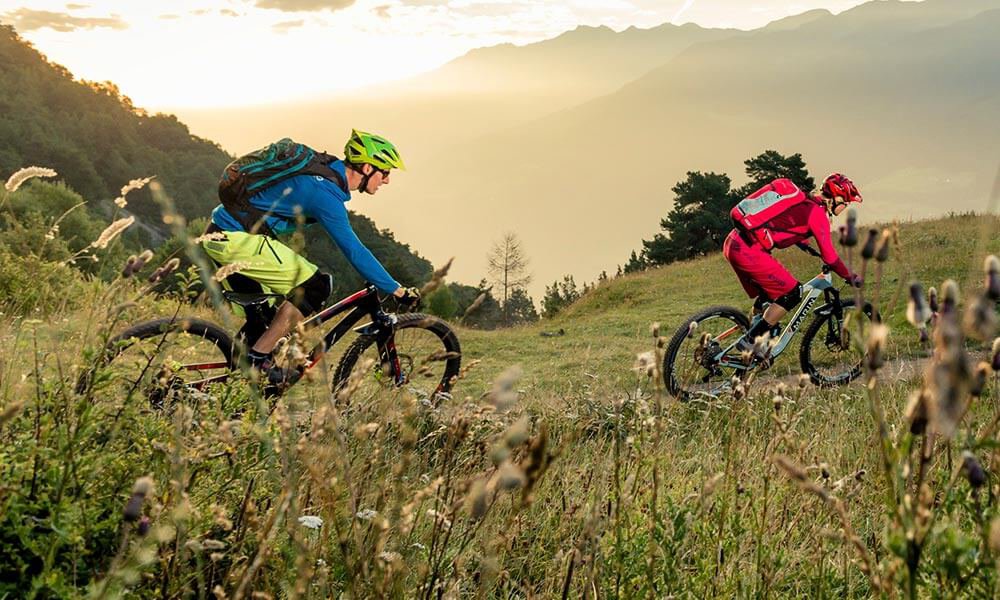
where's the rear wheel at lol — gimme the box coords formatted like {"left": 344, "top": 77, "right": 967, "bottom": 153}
{"left": 80, "top": 317, "right": 236, "bottom": 408}
{"left": 799, "top": 299, "right": 877, "bottom": 387}
{"left": 663, "top": 306, "right": 751, "bottom": 401}
{"left": 332, "top": 313, "right": 461, "bottom": 406}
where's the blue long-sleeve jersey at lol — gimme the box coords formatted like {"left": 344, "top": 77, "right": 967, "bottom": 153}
{"left": 210, "top": 160, "right": 400, "bottom": 294}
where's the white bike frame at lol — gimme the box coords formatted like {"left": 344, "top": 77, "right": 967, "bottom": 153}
{"left": 715, "top": 268, "right": 838, "bottom": 369}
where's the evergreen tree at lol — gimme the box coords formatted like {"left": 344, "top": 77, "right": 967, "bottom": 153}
{"left": 426, "top": 285, "right": 458, "bottom": 319}
{"left": 505, "top": 288, "right": 539, "bottom": 325}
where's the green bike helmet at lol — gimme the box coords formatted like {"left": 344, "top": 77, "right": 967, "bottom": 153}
{"left": 344, "top": 129, "right": 406, "bottom": 171}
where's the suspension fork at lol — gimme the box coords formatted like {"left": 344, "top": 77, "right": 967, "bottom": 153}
{"left": 371, "top": 312, "right": 406, "bottom": 386}
{"left": 824, "top": 288, "right": 844, "bottom": 342}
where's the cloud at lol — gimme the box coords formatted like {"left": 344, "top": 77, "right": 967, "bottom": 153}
{"left": 158, "top": 14, "right": 181, "bottom": 20}
{"left": 272, "top": 19, "right": 305, "bottom": 32}
{"left": 374, "top": 4, "right": 392, "bottom": 18}
{"left": 254, "top": 0, "right": 356, "bottom": 12}
{"left": 2, "top": 8, "right": 127, "bottom": 32}
{"left": 65, "top": 3, "right": 90, "bottom": 9}
{"left": 220, "top": 9, "right": 241, "bottom": 17}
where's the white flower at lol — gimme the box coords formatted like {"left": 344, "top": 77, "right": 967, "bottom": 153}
{"left": 4, "top": 167, "right": 57, "bottom": 193}
{"left": 355, "top": 509, "right": 378, "bottom": 521}
{"left": 298, "top": 515, "right": 323, "bottom": 530}
{"left": 119, "top": 176, "right": 155, "bottom": 198}
{"left": 91, "top": 216, "right": 135, "bottom": 249}
{"left": 114, "top": 196, "right": 128, "bottom": 208}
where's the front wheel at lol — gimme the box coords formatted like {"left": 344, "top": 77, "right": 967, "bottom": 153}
{"left": 799, "top": 299, "right": 877, "bottom": 387}
{"left": 663, "top": 306, "right": 750, "bottom": 401}
{"left": 332, "top": 313, "right": 461, "bottom": 406}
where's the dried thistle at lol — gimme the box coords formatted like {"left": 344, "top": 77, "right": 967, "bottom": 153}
{"left": 861, "top": 229, "right": 878, "bottom": 260}
{"left": 633, "top": 351, "right": 656, "bottom": 378}
{"left": 92, "top": 216, "right": 135, "bottom": 249}
{"left": 940, "top": 280, "right": 960, "bottom": 315}
{"left": 420, "top": 257, "right": 454, "bottom": 297}
{"left": 488, "top": 366, "right": 522, "bottom": 412}
{"left": 865, "top": 324, "right": 889, "bottom": 372}
{"left": 907, "top": 282, "right": 931, "bottom": 336}
{"left": 124, "top": 476, "right": 155, "bottom": 522}
{"left": 4, "top": 166, "right": 57, "bottom": 192}
{"left": 904, "top": 389, "right": 930, "bottom": 435}
{"left": 842, "top": 209, "right": 858, "bottom": 247}
{"left": 992, "top": 338, "right": 1000, "bottom": 372}
{"left": 985, "top": 255, "right": 1000, "bottom": 301}
{"left": 961, "top": 452, "right": 987, "bottom": 489}
{"left": 461, "top": 292, "right": 488, "bottom": 320}
{"left": 149, "top": 258, "right": 181, "bottom": 283}
{"left": 963, "top": 293, "right": 997, "bottom": 341}
{"left": 928, "top": 287, "right": 939, "bottom": 314}
{"left": 874, "top": 229, "right": 891, "bottom": 263}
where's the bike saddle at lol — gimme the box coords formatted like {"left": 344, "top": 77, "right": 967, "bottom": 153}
{"left": 223, "top": 291, "right": 285, "bottom": 307}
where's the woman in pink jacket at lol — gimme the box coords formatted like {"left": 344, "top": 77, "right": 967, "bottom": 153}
{"left": 724, "top": 173, "right": 864, "bottom": 354}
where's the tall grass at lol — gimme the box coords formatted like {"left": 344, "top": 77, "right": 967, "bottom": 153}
{"left": 2, "top": 170, "right": 1000, "bottom": 597}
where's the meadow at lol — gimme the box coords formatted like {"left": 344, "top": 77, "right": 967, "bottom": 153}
{"left": 2, "top": 182, "right": 1000, "bottom": 598}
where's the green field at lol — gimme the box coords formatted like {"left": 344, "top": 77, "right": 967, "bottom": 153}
{"left": 2, "top": 213, "right": 1000, "bottom": 598}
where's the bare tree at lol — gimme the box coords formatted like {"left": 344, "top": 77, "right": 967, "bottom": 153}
{"left": 486, "top": 232, "right": 532, "bottom": 326}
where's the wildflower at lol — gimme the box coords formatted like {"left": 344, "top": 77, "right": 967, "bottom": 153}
{"left": 426, "top": 509, "right": 452, "bottom": 528}
{"left": 905, "top": 283, "right": 929, "bottom": 328}
{"left": 504, "top": 415, "right": 530, "bottom": 447}
{"left": 905, "top": 389, "right": 930, "bottom": 435}
{"left": 4, "top": 166, "right": 57, "bottom": 193}
{"left": 92, "top": 216, "right": 135, "bottom": 249}
{"left": 462, "top": 292, "right": 488, "bottom": 319}
{"left": 962, "top": 452, "right": 987, "bottom": 489}
{"left": 986, "top": 255, "right": 1000, "bottom": 301}
{"left": 213, "top": 261, "right": 252, "bottom": 282}
{"left": 965, "top": 293, "right": 997, "bottom": 341}
{"left": 488, "top": 366, "right": 522, "bottom": 412}
{"left": 990, "top": 518, "right": 1000, "bottom": 554}
{"left": 861, "top": 229, "right": 878, "bottom": 260}
{"left": 379, "top": 551, "right": 402, "bottom": 563}
{"left": 148, "top": 258, "right": 181, "bottom": 283}
{"left": 124, "top": 476, "right": 155, "bottom": 522}
{"left": 971, "top": 361, "right": 991, "bottom": 397}
{"left": 928, "top": 287, "right": 939, "bottom": 313}
{"left": 298, "top": 515, "right": 323, "bottom": 530}
{"left": 842, "top": 209, "right": 858, "bottom": 247}
{"left": 420, "top": 257, "right": 454, "bottom": 296}
{"left": 44, "top": 224, "right": 59, "bottom": 241}
{"left": 992, "top": 338, "right": 1000, "bottom": 372}
{"left": 192, "top": 231, "right": 226, "bottom": 244}
{"left": 114, "top": 176, "right": 155, "bottom": 208}
{"left": 875, "top": 229, "right": 891, "bottom": 263}
{"left": 137, "top": 516, "right": 152, "bottom": 536}
{"left": 355, "top": 509, "right": 377, "bottom": 521}
{"left": 865, "top": 324, "right": 889, "bottom": 372}
{"left": 464, "top": 479, "right": 488, "bottom": 520}
{"left": 940, "top": 280, "right": 959, "bottom": 315}
{"left": 633, "top": 351, "right": 656, "bottom": 378}
{"left": 498, "top": 461, "right": 526, "bottom": 491}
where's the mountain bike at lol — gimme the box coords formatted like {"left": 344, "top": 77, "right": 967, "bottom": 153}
{"left": 662, "top": 265, "right": 877, "bottom": 401}
{"left": 83, "top": 284, "right": 461, "bottom": 407}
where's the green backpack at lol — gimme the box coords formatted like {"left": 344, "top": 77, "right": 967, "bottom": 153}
{"left": 218, "top": 138, "right": 347, "bottom": 236}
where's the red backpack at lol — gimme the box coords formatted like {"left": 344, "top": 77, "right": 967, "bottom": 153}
{"left": 730, "top": 178, "right": 807, "bottom": 250}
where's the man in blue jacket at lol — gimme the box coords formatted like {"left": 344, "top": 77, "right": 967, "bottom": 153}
{"left": 202, "top": 129, "right": 419, "bottom": 384}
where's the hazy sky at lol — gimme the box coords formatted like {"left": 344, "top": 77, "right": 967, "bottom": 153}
{"left": 3, "top": 0, "right": 910, "bottom": 108}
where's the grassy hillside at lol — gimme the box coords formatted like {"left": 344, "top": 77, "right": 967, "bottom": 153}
{"left": 452, "top": 213, "right": 1000, "bottom": 395}
{"left": 3, "top": 211, "right": 1000, "bottom": 597}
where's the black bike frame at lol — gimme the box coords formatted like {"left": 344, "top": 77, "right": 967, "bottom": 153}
{"left": 296, "top": 284, "right": 404, "bottom": 384}
{"left": 185, "top": 285, "right": 403, "bottom": 389}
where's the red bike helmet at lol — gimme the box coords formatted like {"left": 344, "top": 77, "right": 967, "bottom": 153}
{"left": 822, "top": 173, "right": 863, "bottom": 203}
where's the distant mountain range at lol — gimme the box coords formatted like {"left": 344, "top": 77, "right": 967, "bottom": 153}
{"left": 170, "top": 0, "right": 1000, "bottom": 294}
